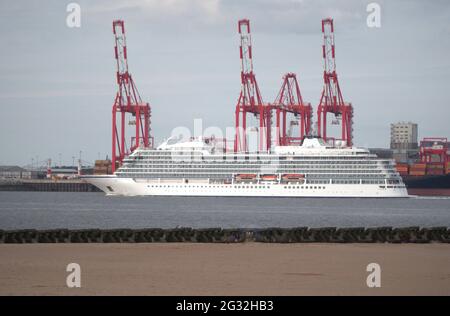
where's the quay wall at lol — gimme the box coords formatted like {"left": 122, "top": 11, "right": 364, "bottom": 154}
{"left": 0, "top": 179, "right": 101, "bottom": 192}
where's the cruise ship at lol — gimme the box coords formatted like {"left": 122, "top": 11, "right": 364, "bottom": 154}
{"left": 84, "top": 136, "right": 409, "bottom": 197}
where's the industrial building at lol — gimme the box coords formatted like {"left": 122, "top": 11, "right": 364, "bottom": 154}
{"left": 390, "top": 122, "right": 418, "bottom": 148}
{"left": 0, "top": 166, "right": 42, "bottom": 179}
{"left": 390, "top": 122, "right": 419, "bottom": 163}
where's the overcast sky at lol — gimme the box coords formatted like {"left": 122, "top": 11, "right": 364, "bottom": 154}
{"left": 1, "top": 0, "right": 449, "bottom": 166}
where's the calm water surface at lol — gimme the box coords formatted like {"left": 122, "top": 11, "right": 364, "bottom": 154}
{"left": 0, "top": 192, "right": 449, "bottom": 229}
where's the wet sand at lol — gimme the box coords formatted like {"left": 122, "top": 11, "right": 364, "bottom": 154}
{"left": 0, "top": 243, "right": 449, "bottom": 295}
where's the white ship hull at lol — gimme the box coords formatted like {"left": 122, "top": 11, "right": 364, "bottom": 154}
{"left": 84, "top": 176, "right": 409, "bottom": 198}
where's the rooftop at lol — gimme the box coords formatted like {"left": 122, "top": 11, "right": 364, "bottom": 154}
{"left": 0, "top": 166, "right": 26, "bottom": 172}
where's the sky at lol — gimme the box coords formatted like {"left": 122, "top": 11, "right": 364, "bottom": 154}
{"left": 0, "top": 0, "right": 449, "bottom": 166}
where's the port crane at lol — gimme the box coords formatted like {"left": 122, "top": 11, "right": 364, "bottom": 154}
{"left": 111, "top": 20, "right": 153, "bottom": 172}
{"left": 273, "top": 73, "right": 312, "bottom": 146}
{"left": 316, "top": 18, "right": 353, "bottom": 146}
{"left": 234, "top": 19, "right": 272, "bottom": 152}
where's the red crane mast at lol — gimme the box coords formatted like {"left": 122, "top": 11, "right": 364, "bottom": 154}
{"left": 273, "top": 73, "right": 312, "bottom": 145}
{"left": 111, "top": 20, "right": 153, "bottom": 172}
{"left": 317, "top": 18, "right": 353, "bottom": 146}
{"left": 234, "top": 19, "right": 271, "bottom": 152}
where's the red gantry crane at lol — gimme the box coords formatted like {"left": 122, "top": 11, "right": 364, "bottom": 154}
{"left": 234, "top": 19, "right": 272, "bottom": 152}
{"left": 419, "top": 137, "right": 449, "bottom": 164}
{"left": 317, "top": 18, "right": 353, "bottom": 147}
{"left": 273, "top": 73, "right": 312, "bottom": 146}
{"left": 111, "top": 20, "right": 153, "bottom": 172}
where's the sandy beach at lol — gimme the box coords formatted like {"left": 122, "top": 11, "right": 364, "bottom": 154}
{"left": 0, "top": 243, "right": 449, "bottom": 296}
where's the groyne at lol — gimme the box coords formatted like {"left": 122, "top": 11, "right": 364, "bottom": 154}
{"left": 1, "top": 226, "right": 449, "bottom": 243}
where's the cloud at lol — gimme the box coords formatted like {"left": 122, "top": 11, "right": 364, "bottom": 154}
{"left": 89, "top": 0, "right": 220, "bottom": 19}
{"left": 85, "top": 0, "right": 368, "bottom": 34}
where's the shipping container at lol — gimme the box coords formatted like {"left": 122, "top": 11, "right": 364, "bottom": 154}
{"left": 94, "top": 160, "right": 112, "bottom": 167}
{"left": 426, "top": 170, "right": 444, "bottom": 175}
{"left": 409, "top": 171, "right": 426, "bottom": 176}
{"left": 93, "top": 166, "right": 109, "bottom": 175}
{"left": 409, "top": 167, "right": 427, "bottom": 171}
{"left": 426, "top": 163, "right": 444, "bottom": 169}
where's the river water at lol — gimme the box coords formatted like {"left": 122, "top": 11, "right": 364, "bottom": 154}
{"left": 0, "top": 192, "right": 449, "bottom": 229}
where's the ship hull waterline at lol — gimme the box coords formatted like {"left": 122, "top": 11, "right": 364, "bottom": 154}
{"left": 83, "top": 176, "right": 409, "bottom": 198}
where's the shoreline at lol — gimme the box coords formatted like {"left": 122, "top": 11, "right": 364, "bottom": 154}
{"left": 1, "top": 243, "right": 449, "bottom": 296}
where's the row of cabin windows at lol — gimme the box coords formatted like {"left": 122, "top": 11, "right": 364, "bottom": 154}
{"left": 129, "top": 154, "right": 373, "bottom": 160}
{"left": 123, "top": 160, "right": 380, "bottom": 166}
{"left": 146, "top": 184, "right": 326, "bottom": 190}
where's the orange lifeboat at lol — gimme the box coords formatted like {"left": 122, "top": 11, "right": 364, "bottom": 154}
{"left": 281, "top": 173, "right": 305, "bottom": 180}
{"left": 261, "top": 174, "right": 277, "bottom": 181}
{"left": 235, "top": 174, "right": 257, "bottom": 180}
